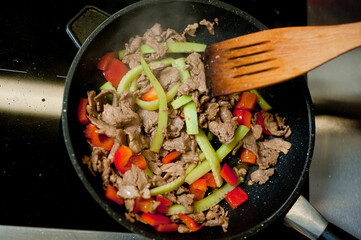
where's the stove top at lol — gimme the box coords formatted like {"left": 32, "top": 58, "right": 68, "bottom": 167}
{"left": 0, "top": 1, "right": 309, "bottom": 239}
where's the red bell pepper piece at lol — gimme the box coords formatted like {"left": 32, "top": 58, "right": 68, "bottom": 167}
{"left": 141, "top": 87, "right": 158, "bottom": 101}
{"left": 189, "top": 178, "right": 207, "bottom": 201}
{"left": 256, "top": 110, "right": 272, "bottom": 135}
{"left": 97, "top": 52, "right": 116, "bottom": 71}
{"left": 201, "top": 172, "right": 217, "bottom": 188}
{"left": 234, "top": 91, "right": 257, "bottom": 111}
{"left": 78, "top": 98, "right": 90, "bottom": 125}
{"left": 225, "top": 186, "right": 249, "bottom": 209}
{"left": 178, "top": 213, "right": 204, "bottom": 232}
{"left": 154, "top": 222, "right": 178, "bottom": 232}
{"left": 122, "top": 155, "right": 147, "bottom": 173}
{"left": 86, "top": 124, "right": 114, "bottom": 151}
{"left": 141, "top": 213, "right": 171, "bottom": 227}
{"left": 220, "top": 163, "right": 238, "bottom": 186}
{"left": 240, "top": 148, "right": 257, "bottom": 165}
{"left": 105, "top": 185, "right": 124, "bottom": 206}
{"left": 133, "top": 197, "right": 154, "bottom": 213}
{"left": 85, "top": 123, "right": 97, "bottom": 139}
{"left": 161, "top": 151, "right": 181, "bottom": 164}
{"left": 156, "top": 195, "right": 173, "bottom": 214}
{"left": 103, "top": 58, "right": 129, "bottom": 89}
{"left": 233, "top": 109, "right": 252, "bottom": 129}
{"left": 114, "top": 145, "right": 133, "bottom": 174}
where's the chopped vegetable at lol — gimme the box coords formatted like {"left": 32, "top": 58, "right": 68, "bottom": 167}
{"left": 78, "top": 98, "right": 90, "bottom": 125}
{"left": 178, "top": 213, "right": 204, "bottom": 232}
{"left": 183, "top": 101, "right": 199, "bottom": 135}
{"left": 171, "top": 95, "right": 192, "bottom": 109}
{"left": 240, "top": 148, "right": 257, "bottom": 165}
{"left": 156, "top": 195, "right": 173, "bottom": 214}
{"left": 166, "top": 204, "right": 187, "bottom": 215}
{"left": 234, "top": 91, "right": 257, "bottom": 111}
{"left": 162, "top": 151, "right": 181, "bottom": 164}
{"left": 201, "top": 173, "right": 217, "bottom": 188}
{"left": 154, "top": 223, "right": 178, "bottom": 232}
{"left": 118, "top": 49, "right": 125, "bottom": 60}
{"left": 189, "top": 178, "right": 207, "bottom": 201}
{"left": 103, "top": 58, "right": 129, "bottom": 88}
{"left": 141, "top": 213, "right": 171, "bottom": 227}
{"left": 105, "top": 185, "right": 124, "bottom": 206}
{"left": 195, "top": 128, "right": 223, "bottom": 187}
{"left": 225, "top": 186, "right": 249, "bottom": 209}
{"left": 85, "top": 123, "right": 97, "bottom": 139}
{"left": 220, "top": 163, "right": 238, "bottom": 186}
{"left": 233, "top": 109, "right": 252, "bottom": 129}
{"left": 256, "top": 110, "right": 272, "bottom": 135}
{"left": 134, "top": 197, "right": 154, "bottom": 213}
{"left": 97, "top": 52, "right": 116, "bottom": 71}
{"left": 89, "top": 127, "right": 114, "bottom": 151}
{"left": 117, "top": 58, "right": 174, "bottom": 94}
{"left": 186, "top": 126, "right": 249, "bottom": 185}
{"left": 150, "top": 176, "right": 184, "bottom": 196}
{"left": 140, "top": 57, "right": 168, "bottom": 153}
{"left": 172, "top": 57, "right": 190, "bottom": 83}
{"left": 250, "top": 89, "right": 272, "bottom": 111}
{"left": 123, "top": 155, "right": 147, "bottom": 173}
{"left": 135, "top": 84, "right": 179, "bottom": 111}
{"left": 193, "top": 176, "right": 243, "bottom": 213}
{"left": 113, "top": 145, "right": 133, "bottom": 174}
{"left": 140, "top": 42, "right": 206, "bottom": 54}
{"left": 141, "top": 87, "right": 158, "bottom": 101}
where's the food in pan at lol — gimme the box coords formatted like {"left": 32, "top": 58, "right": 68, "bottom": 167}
{"left": 78, "top": 20, "right": 292, "bottom": 233}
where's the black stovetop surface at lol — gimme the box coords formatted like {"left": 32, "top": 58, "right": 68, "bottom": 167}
{"left": 0, "top": 1, "right": 307, "bottom": 239}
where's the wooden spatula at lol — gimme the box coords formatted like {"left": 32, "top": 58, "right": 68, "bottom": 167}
{"left": 205, "top": 21, "right": 361, "bottom": 96}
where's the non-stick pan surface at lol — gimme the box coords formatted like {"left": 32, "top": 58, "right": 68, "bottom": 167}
{"left": 62, "top": 0, "right": 315, "bottom": 239}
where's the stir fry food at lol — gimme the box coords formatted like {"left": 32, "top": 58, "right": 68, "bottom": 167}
{"left": 78, "top": 20, "right": 292, "bottom": 233}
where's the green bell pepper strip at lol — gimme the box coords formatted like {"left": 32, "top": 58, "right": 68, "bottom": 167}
{"left": 135, "top": 84, "right": 180, "bottom": 111}
{"left": 193, "top": 176, "right": 244, "bottom": 213}
{"left": 183, "top": 101, "right": 199, "bottom": 135}
{"left": 250, "top": 89, "right": 272, "bottom": 111}
{"left": 140, "top": 57, "right": 168, "bottom": 153}
{"left": 172, "top": 57, "right": 190, "bottom": 83}
{"left": 171, "top": 95, "right": 192, "bottom": 109}
{"left": 194, "top": 128, "right": 223, "bottom": 187}
{"left": 117, "top": 58, "right": 174, "bottom": 94}
{"left": 185, "top": 125, "right": 249, "bottom": 185}
{"left": 140, "top": 42, "right": 206, "bottom": 54}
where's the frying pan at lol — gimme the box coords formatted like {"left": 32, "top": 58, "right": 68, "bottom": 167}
{"left": 61, "top": 0, "right": 355, "bottom": 239}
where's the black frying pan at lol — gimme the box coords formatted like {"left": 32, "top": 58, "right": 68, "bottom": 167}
{"left": 61, "top": 0, "right": 342, "bottom": 239}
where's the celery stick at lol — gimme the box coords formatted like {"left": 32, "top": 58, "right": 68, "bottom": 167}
{"left": 172, "top": 58, "right": 190, "bottom": 83}
{"left": 150, "top": 176, "right": 184, "bottom": 196}
{"left": 195, "top": 128, "right": 222, "bottom": 187}
{"left": 183, "top": 101, "right": 199, "bottom": 135}
{"left": 250, "top": 89, "right": 272, "bottom": 111}
{"left": 118, "top": 49, "right": 125, "bottom": 60}
{"left": 140, "top": 42, "right": 206, "bottom": 54}
{"left": 171, "top": 95, "right": 192, "bottom": 109}
{"left": 193, "top": 177, "right": 244, "bottom": 213}
{"left": 117, "top": 58, "right": 174, "bottom": 94}
{"left": 140, "top": 57, "right": 168, "bottom": 153}
{"left": 135, "top": 84, "right": 179, "bottom": 111}
{"left": 99, "top": 81, "right": 116, "bottom": 91}
{"left": 185, "top": 125, "right": 249, "bottom": 185}
{"left": 129, "top": 78, "right": 137, "bottom": 92}
{"left": 166, "top": 204, "right": 187, "bottom": 215}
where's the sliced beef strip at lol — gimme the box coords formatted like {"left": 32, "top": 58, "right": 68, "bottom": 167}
{"left": 124, "top": 125, "right": 150, "bottom": 154}
{"left": 158, "top": 66, "right": 181, "bottom": 91}
{"left": 262, "top": 138, "right": 292, "bottom": 155}
{"left": 137, "top": 108, "right": 159, "bottom": 134}
{"left": 257, "top": 142, "right": 280, "bottom": 170}
{"left": 248, "top": 168, "right": 275, "bottom": 185}
{"left": 178, "top": 52, "right": 208, "bottom": 95}
{"left": 200, "top": 19, "right": 215, "bottom": 35}
{"left": 205, "top": 205, "right": 229, "bottom": 232}
{"left": 183, "top": 23, "right": 199, "bottom": 37}
{"left": 167, "top": 115, "right": 184, "bottom": 138}
{"left": 162, "top": 132, "right": 196, "bottom": 153}
{"left": 263, "top": 111, "right": 291, "bottom": 137}
{"left": 208, "top": 107, "right": 238, "bottom": 145}
{"left": 117, "top": 165, "right": 151, "bottom": 200}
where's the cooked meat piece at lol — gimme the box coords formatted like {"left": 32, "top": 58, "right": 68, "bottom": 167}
{"left": 177, "top": 193, "right": 194, "bottom": 213}
{"left": 162, "top": 132, "right": 195, "bottom": 153}
{"left": 200, "top": 19, "right": 215, "bottom": 35}
{"left": 158, "top": 67, "right": 181, "bottom": 91}
{"left": 180, "top": 151, "right": 201, "bottom": 163}
{"left": 257, "top": 142, "right": 279, "bottom": 170}
{"left": 263, "top": 138, "right": 292, "bottom": 155}
{"left": 263, "top": 111, "right": 291, "bottom": 137}
{"left": 178, "top": 52, "right": 208, "bottom": 95}
{"left": 86, "top": 90, "right": 98, "bottom": 118}
{"left": 205, "top": 205, "right": 229, "bottom": 232}
{"left": 242, "top": 131, "right": 259, "bottom": 158}
{"left": 160, "top": 162, "right": 185, "bottom": 177}
{"left": 137, "top": 108, "right": 158, "bottom": 134}
{"left": 208, "top": 107, "right": 238, "bottom": 145}
{"left": 162, "top": 28, "right": 186, "bottom": 42}
{"left": 124, "top": 125, "right": 150, "bottom": 154}
{"left": 167, "top": 116, "right": 184, "bottom": 138}
{"left": 178, "top": 224, "right": 191, "bottom": 233}
{"left": 118, "top": 165, "right": 151, "bottom": 199}
{"left": 251, "top": 124, "right": 263, "bottom": 140}
{"left": 183, "top": 23, "right": 199, "bottom": 37}
{"left": 101, "top": 103, "right": 140, "bottom": 128}
{"left": 249, "top": 168, "right": 275, "bottom": 185}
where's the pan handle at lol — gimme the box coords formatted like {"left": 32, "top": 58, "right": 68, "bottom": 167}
{"left": 66, "top": 5, "right": 110, "bottom": 49}
{"left": 284, "top": 195, "right": 357, "bottom": 240}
